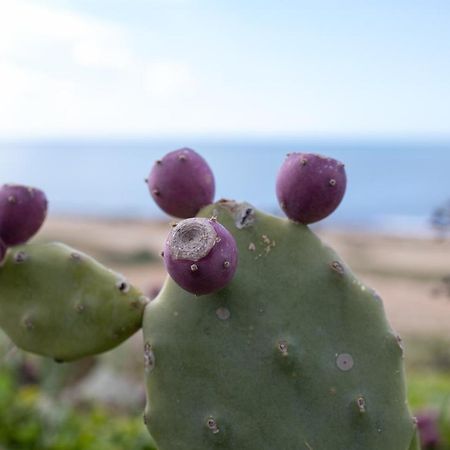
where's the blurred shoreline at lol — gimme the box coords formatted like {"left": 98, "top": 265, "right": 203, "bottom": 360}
{"left": 46, "top": 211, "right": 439, "bottom": 238}
{"left": 33, "top": 214, "right": 450, "bottom": 341}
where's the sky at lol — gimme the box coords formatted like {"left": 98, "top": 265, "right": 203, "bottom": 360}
{"left": 0, "top": 0, "right": 449, "bottom": 138}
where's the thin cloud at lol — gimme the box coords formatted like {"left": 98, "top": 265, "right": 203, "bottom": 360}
{"left": 0, "top": 0, "right": 197, "bottom": 136}
{"left": 144, "top": 62, "right": 193, "bottom": 97}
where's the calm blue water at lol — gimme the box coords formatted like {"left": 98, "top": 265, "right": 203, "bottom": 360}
{"left": 0, "top": 137, "right": 448, "bottom": 233}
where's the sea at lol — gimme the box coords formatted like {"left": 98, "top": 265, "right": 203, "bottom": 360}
{"left": 0, "top": 136, "right": 449, "bottom": 235}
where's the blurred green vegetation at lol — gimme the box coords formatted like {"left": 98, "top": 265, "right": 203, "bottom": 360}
{"left": 405, "top": 335, "right": 450, "bottom": 450}
{"left": 0, "top": 335, "right": 448, "bottom": 449}
{"left": 0, "top": 367, "right": 157, "bottom": 450}
{"left": 408, "top": 372, "right": 450, "bottom": 412}
{"left": 0, "top": 367, "right": 156, "bottom": 450}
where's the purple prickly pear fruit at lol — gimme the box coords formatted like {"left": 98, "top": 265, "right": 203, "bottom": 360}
{"left": 0, "top": 184, "right": 48, "bottom": 246}
{"left": 417, "top": 411, "right": 440, "bottom": 449}
{"left": 163, "top": 217, "right": 238, "bottom": 295}
{"left": 147, "top": 148, "right": 215, "bottom": 218}
{"left": 276, "top": 153, "right": 346, "bottom": 224}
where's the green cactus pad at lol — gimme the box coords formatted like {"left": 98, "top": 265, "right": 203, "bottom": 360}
{"left": 0, "top": 242, "right": 148, "bottom": 361}
{"left": 143, "top": 201, "right": 416, "bottom": 450}
{"left": 408, "top": 429, "right": 421, "bottom": 450}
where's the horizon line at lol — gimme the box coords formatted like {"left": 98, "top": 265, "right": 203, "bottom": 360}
{"left": 1, "top": 131, "right": 450, "bottom": 145}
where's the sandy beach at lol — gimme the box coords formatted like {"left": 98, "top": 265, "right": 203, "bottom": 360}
{"left": 36, "top": 216, "right": 450, "bottom": 340}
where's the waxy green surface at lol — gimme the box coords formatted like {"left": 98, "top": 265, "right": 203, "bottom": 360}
{"left": 0, "top": 242, "right": 148, "bottom": 361}
{"left": 143, "top": 202, "right": 416, "bottom": 450}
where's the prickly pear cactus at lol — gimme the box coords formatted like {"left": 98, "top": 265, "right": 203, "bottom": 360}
{"left": 143, "top": 200, "right": 417, "bottom": 450}
{"left": 0, "top": 242, "right": 148, "bottom": 362}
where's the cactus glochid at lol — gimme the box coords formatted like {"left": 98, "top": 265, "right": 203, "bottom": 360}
{"left": 0, "top": 149, "right": 418, "bottom": 450}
